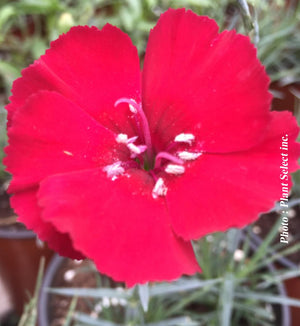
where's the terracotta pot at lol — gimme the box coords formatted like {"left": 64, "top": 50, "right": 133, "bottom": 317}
{"left": 284, "top": 277, "right": 300, "bottom": 326}
{"left": 0, "top": 224, "right": 54, "bottom": 316}
{"left": 271, "top": 82, "right": 300, "bottom": 113}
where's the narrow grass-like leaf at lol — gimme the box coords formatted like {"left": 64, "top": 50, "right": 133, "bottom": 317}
{"left": 149, "top": 278, "right": 221, "bottom": 297}
{"left": 218, "top": 273, "right": 235, "bottom": 326}
{"left": 235, "top": 291, "right": 300, "bottom": 307}
{"left": 48, "top": 287, "right": 131, "bottom": 299}
{"left": 63, "top": 296, "right": 78, "bottom": 326}
{"left": 239, "top": 218, "right": 281, "bottom": 277}
{"left": 138, "top": 283, "right": 150, "bottom": 312}
{"left": 74, "top": 314, "right": 121, "bottom": 326}
{"left": 233, "top": 302, "right": 275, "bottom": 321}
{"left": 254, "top": 243, "right": 300, "bottom": 272}
{"left": 145, "top": 316, "right": 199, "bottom": 326}
{"left": 256, "top": 269, "right": 300, "bottom": 289}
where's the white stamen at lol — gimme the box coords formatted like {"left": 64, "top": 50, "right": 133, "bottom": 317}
{"left": 129, "top": 102, "right": 137, "bottom": 113}
{"left": 152, "top": 178, "right": 168, "bottom": 199}
{"left": 174, "top": 133, "right": 195, "bottom": 145}
{"left": 63, "top": 150, "right": 73, "bottom": 156}
{"left": 116, "top": 133, "right": 128, "bottom": 144}
{"left": 103, "top": 162, "right": 124, "bottom": 179}
{"left": 178, "top": 151, "right": 202, "bottom": 161}
{"left": 127, "top": 143, "right": 146, "bottom": 155}
{"left": 165, "top": 164, "right": 185, "bottom": 175}
{"left": 127, "top": 136, "right": 139, "bottom": 144}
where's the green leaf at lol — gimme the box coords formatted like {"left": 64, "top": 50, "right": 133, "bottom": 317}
{"left": 233, "top": 302, "right": 275, "bottom": 321}
{"left": 0, "top": 5, "right": 16, "bottom": 30}
{"left": 235, "top": 290, "right": 300, "bottom": 307}
{"left": 138, "top": 283, "right": 150, "bottom": 312}
{"left": 145, "top": 316, "right": 199, "bottom": 326}
{"left": 48, "top": 287, "right": 132, "bottom": 299}
{"left": 14, "top": 0, "right": 63, "bottom": 14}
{"left": 0, "top": 61, "right": 21, "bottom": 94}
{"left": 254, "top": 242, "right": 300, "bottom": 271}
{"left": 63, "top": 296, "right": 78, "bottom": 326}
{"left": 257, "top": 269, "right": 300, "bottom": 289}
{"left": 149, "top": 278, "right": 221, "bottom": 297}
{"left": 239, "top": 218, "right": 281, "bottom": 277}
{"left": 74, "top": 314, "right": 121, "bottom": 326}
{"left": 218, "top": 273, "right": 235, "bottom": 326}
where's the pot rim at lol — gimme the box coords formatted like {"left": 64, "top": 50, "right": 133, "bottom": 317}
{"left": 38, "top": 254, "right": 65, "bottom": 326}
{"left": 0, "top": 227, "right": 35, "bottom": 239}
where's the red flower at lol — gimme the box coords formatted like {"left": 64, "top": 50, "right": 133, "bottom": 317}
{"left": 4, "top": 8, "right": 300, "bottom": 286}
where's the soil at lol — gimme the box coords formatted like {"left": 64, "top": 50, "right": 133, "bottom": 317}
{"left": 49, "top": 259, "right": 97, "bottom": 326}
{"left": 48, "top": 258, "right": 125, "bottom": 326}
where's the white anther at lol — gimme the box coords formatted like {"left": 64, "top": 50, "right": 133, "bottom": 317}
{"left": 129, "top": 104, "right": 137, "bottom": 113}
{"left": 129, "top": 99, "right": 138, "bottom": 113}
{"left": 174, "top": 133, "right": 195, "bottom": 145}
{"left": 152, "top": 178, "right": 168, "bottom": 199}
{"left": 178, "top": 151, "right": 202, "bottom": 161}
{"left": 127, "top": 143, "right": 146, "bottom": 155}
{"left": 63, "top": 150, "right": 73, "bottom": 156}
{"left": 103, "top": 162, "right": 124, "bottom": 179}
{"left": 165, "top": 164, "right": 185, "bottom": 175}
{"left": 116, "top": 133, "right": 128, "bottom": 144}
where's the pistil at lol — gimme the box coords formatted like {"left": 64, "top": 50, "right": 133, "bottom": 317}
{"left": 115, "top": 98, "right": 153, "bottom": 163}
{"left": 111, "top": 101, "right": 202, "bottom": 199}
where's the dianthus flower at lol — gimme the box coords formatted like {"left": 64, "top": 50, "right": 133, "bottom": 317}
{"left": 4, "top": 8, "right": 300, "bottom": 286}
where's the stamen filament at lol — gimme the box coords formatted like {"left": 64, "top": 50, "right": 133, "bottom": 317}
{"left": 154, "top": 151, "right": 184, "bottom": 169}
{"left": 115, "top": 98, "right": 153, "bottom": 162}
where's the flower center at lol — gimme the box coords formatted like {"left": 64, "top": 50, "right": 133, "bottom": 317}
{"left": 104, "top": 98, "right": 202, "bottom": 199}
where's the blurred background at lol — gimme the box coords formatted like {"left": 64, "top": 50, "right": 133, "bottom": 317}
{"left": 0, "top": 0, "right": 299, "bottom": 326}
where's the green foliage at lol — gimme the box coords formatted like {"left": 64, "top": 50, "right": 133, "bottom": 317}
{"left": 44, "top": 218, "right": 300, "bottom": 326}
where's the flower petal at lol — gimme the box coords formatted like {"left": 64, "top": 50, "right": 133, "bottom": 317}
{"left": 38, "top": 168, "right": 200, "bottom": 286}
{"left": 167, "top": 111, "right": 300, "bottom": 240}
{"left": 142, "top": 8, "right": 271, "bottom": 152}
{"left": 5, "top": 91, "right": 127, "bottom": 192}
{"left": 7, "top": 25, "right": 141, "bottom": 135}
{"left": 10, "top": 187, "right": 84, "bottom": 259}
